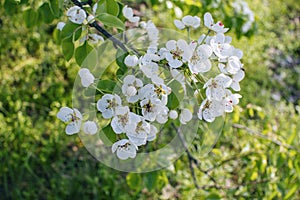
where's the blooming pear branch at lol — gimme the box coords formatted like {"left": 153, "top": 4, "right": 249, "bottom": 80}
{"left": 71, "top": 0, "right": 129, "bottom": 53}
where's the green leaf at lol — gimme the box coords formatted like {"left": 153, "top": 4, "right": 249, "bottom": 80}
{"left": 24, "top": 9, "right": 38, "bottom": 28}
{"left": 101, "top": 125, "right": 116, "bottom": 143}
{"left": 61, "top": 23, "right": 81, "bottom": 40}
{"left": 284, "top": 185, "right": 298, "bottom": 200}
{"left": 61, "top": 37, "right": 74, "bottom": 61}
{"left": 97, "top": 80, "right": 117, "bottom": 93}
{"left": 115, "top": 49, "right": 128, "bottom": 78}
{"left": 39, "top": 3, "right": 55, "bottom": 24}
{"left": 206, "top": 193, "right": 221, "bottom": 200}
{"left": 96, "top": 0, "right": 119, "bottom": 16}
{"left": 167, "top": 92, "right": 179, "bottom": 110}
{"left": 97, "top": 13, "right": 124, "bottom": 30}
{"left": 126, "top": 173, "right": 142, "bottom": 191}
{"left": 4, "top": 0, "right": 18, "bottom": 13}
{"left": 49, "top": 0, "right": 61, "bottom": 17}
{"left": 75, "top": 42, "right": 93, "bottom": 66}
{"left": 144, "top": 171, "right": 159, "bottom": 191}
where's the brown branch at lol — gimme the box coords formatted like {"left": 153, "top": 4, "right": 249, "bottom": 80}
{"left": 71, "top": 0, "right": 133, "bottom": 53}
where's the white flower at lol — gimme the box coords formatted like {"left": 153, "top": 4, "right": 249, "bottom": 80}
{"left": 210, "top": 33, "right": 233, "bottom": 59}
{"left": 139, "top": 84, "right": 171, "bottom": 105}
{"left": 56, "top": 22, "right": 65, "bottom": 31}
{"left": 164, "top": 39, "right": 194, "bottom": 68}
{"left": 140, "top": 97, "right": 164, "bottom": 122}
{"left": 224, "top": 90, "right": 242, "bottom": 112}
{"left": 154, "top": 84, "right": 171, "bottom": 105}
{"left": 218, "top": 56, "right": 243, "bottom": 75}
{"left": 174, "top": 20, "right": 185, "bottom": 30}
{"left": 124, "top": 55, "right": 139, "bottom": 67}
{"left": 198, "top": 34, "right": 212, "bottom": 45}
{"left": 112, "top": 139, "right": 138, "bottom": 160}
{"left": 174, "top": 15, "right": 200, "bottom": 30}
{"left": 156, "top": 106, "right": 169, "bottom": 124}
{"left": 80, "top": 34, "right": 104, "bottom": 44}
{"left": 204, "top": 73, "right": 232, "bottom": 101}
{"left": 67, "top": 6, "right": 86, "bottom": 25}
{"left": 111, "top": 106, "right": 140, "bottom": 134}
{"left": 78, "top": 68, "right": 95, "bottom": 87}
{"left": 126, "top": 118, "right": 150, "bottom": 146}
{"left": 232, "top": 1, "right": 254, "bottom": 33}
{"left": 57, "top": 107, "right": 82, "bottom": 135}
{"left": 170, "top": 69, "right": 186, "bottom": 94}
{"left": 83, "top": 121, "right": 98, "bottom": 135}
{"left": 198, "top": 99, "right": 224, "bottom": 122}
{"left": 88, "top": 34, "right": 104, "bottom": 44}
{"left": 169, "top": 110, "right": 178, "bottom": 119}
{"left": 139, "top": 53, "right": 161, "bottom": 82}
{"left": 147, "top": 124, "right": 158, "bottom": 141}
{"left": 143, "top": 21, "right": 159, "bottom": 51}
{"left": 179, "top": 108, "right": 192, "bottom": 124}
{"left": 122, "top": 5, "right": 140, "bottom": 23}
{"left": 204, "top": 12, "right": 229, "bottom": 33}
{"left": 138, "top": 84, "right": 155, "bottom": 100}
{"left": 122, "top": 75, "right": 143, "bottom": 103}
{"left": 97, "top": 94, "right": 122, "bottom": 119}
{"left": 188, "top": 44, "right": 213, "bottom": 74}
{"left": 230, "top": 69, "right": 245, "bottom": 91}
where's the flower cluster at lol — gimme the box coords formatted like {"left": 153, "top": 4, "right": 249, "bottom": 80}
{"left": 232, "top": 0, "right": 255, "bottom": 33}
{"left": 57, "top": 3, "right": 245, "bottom": 160}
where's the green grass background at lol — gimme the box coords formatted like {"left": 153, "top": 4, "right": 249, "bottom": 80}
{"left": 0, "top": 0, "right": 299, "bottom": 199}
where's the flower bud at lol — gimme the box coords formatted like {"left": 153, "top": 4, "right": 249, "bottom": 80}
{"left": 169, "top": 110, "right": 178, "bottom": 119}
{"left": 126, "top": 86, "right": 137, "bottom": 97}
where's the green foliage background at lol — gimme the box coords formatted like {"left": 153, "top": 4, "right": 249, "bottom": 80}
{"left": 0, "top": 0, "right": 299, "bottom": 199}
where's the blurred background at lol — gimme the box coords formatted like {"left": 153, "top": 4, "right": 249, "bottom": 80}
{"left": 0, "top": 0, "right": 299, "bottom": 199}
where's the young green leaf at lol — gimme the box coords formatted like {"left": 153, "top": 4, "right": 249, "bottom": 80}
{"left": 97, "top": 13, "right": 125, "bottom": 30}
{"left": 61, "top": 37, "right": 74, "bottom": 61}
{"left": 75, "top": 42, "right": 93, "bottom": 66}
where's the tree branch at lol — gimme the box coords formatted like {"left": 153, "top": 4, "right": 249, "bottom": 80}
{"left": 71, "top": 0, "right": 130, "bottom": 53}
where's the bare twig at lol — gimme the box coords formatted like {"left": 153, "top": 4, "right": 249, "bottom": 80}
{"left": 232, "top": 123, "right": 300, "bottom": 154}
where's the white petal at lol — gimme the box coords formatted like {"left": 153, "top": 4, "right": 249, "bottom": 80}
{"left": 83, "top": 121, "right": 98, "bottom": 135}
{"left": 124, "top": 55, "right": 139, "bottom": 67}
{"left": 174, "top": 19, "right": 185, "bottom": 29}
{"left": 65, "top": 122, "right": 80, "bottom": 135}
{"left": 166, "top": 40, "right": 177, "bottom": 51}
{"left": 56, "top": 22, "right": 65, "bottom": 31}
{"left": 112, "top": 139, "right": 128, "bottom": 153}
{"left": 169, "top": 110, "right": 178, "bottom": 119}
{"left": 111, "top": 117, "right": 124, "bottom": 134}
{"left": 57, "top": 107, "right": 73, "bottom": 122}
{"left": 67, "top": 6, "right": 86, "bottom": 24}
{"left": 129, "top": 16, "right": 140, "bottom": 23}
{"left": 204, "top": 12, "right": 214, "bottom": 28}
{"left": 179, "top": 109, "right": 192, "bottom": 124}
{"left": 122, "top": 6, "right": 133, "bottom": 19}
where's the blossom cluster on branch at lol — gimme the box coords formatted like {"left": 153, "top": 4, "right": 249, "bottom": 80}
{"left": 56, "top": 1, "right": 245, "bottom": 160}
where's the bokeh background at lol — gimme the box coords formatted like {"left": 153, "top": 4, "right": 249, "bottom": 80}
{"left": 0, "top": 0, "right": 299, "bottom": 199}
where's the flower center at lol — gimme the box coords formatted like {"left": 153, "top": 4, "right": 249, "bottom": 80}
{"left": 170, "top": 47, "right": 183, "bottom": 59}
{"left": 118, "top": 113, "right": 129, "bottom": 127}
